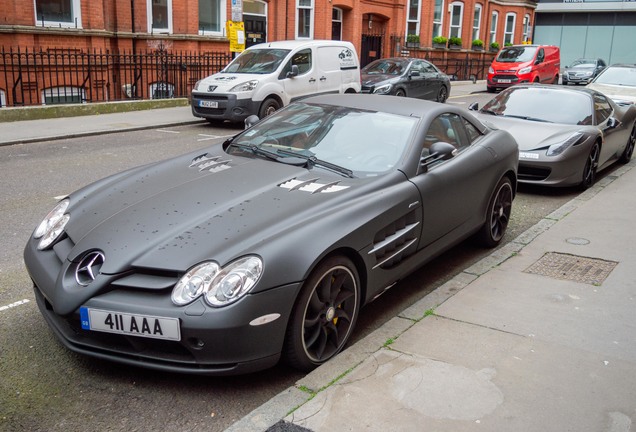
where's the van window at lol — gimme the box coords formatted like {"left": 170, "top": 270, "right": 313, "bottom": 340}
{"left": 224, "top": 48, "right": 290, "bottom": 74}
{"left": 496, "top": 46, "right": 537, "bottom": 63}
{"left": 281, "top": 49, "right": 313, "bottom": 76}
{"left": 536, "top": 48, "right": 545, "bottom": 63}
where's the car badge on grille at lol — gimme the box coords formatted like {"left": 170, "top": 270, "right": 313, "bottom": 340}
{"left": 75, "top": 251, "right": 105, "bottom": 286}
{"left": 207, "top": 85, "right": 217, "bottom": 92}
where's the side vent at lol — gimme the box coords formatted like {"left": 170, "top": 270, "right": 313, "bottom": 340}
{"left": 369, "top": 210, "right": 420, "bottom": 269}
{"left": 279, "top": 178, "right": 349, "bottom": 194}
{"left": 190, "top": 154, "right": 231, "bottom": 173}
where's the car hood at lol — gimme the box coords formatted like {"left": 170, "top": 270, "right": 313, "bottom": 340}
{"left": 587, "top": 83, "right": 636, "bottom": 104}
{"left": 64, "top": 146, "right": 365, "bottom": 275}
{"left": 361, "top": 73, "right": 398, "bottom": 86}
{"left": 567, "top": 65, "right": 595, "bottom": 73}
{"left": 195, "top": 72, "right": 266, "bottom": 93}
{"left": 473, "top": 114, "right": 588, "bottom": 151}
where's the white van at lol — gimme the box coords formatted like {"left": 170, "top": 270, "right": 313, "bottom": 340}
{"left": 191, "top": 40, "right": 361, "bottom": 122}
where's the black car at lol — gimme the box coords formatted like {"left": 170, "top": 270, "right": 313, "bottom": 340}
{"left": 562, "top": 58, "right": 606, "bottom": 85}
{"left": 361, "top": 57, "right": 451, "bottom": 102}
{"left": 25, "top": 94, "right": 518, "bottom": 376}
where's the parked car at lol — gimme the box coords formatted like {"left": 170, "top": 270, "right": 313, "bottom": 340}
{"left": 587, "top": 64, "right": 636, "bottom": 106}
{"left": 562, "top": 58, "right": 606, "bottom": 85}
{"left": 361, "top": 57, "right": 450, "bottom": 102}
{"left": 25, "top": 94, "right": 518, "bottom": 376}
{"left": 470, "top": 84, "right": 636, "bottom": 188}
{"left": 191, "top": 40, "right": 361, "bottom": 123}
{"left": 487, "top": 45, "right": 560, "bottom": 92}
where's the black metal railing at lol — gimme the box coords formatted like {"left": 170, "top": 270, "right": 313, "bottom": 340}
{"left": 0, "top": 47, "right": 232, "bottom": 107}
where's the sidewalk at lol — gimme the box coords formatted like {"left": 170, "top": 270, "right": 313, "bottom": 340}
{"left": 230, "top": 161, "right": 636, "bottom": 431}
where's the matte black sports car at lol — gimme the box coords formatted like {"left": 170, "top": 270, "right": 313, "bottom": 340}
{"left": 25, "top": 94, "right": 518, "bottom": 375}
{"left": 470, "top": 84, "right": 636, "bottom": 188}
{"left": 361, "top": 57, "right": 450, "bottom": 102}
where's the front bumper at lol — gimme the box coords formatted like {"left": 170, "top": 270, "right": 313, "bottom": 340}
{"left": 191, "top": 92, "right": 261, "bottom": 122}
{"left": 517, "top": 144, "right": 591, "bottom": 187}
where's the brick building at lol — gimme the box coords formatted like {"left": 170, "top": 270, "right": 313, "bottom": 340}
{"left": 0, "top": 0, "right": 537, "bottom": 107}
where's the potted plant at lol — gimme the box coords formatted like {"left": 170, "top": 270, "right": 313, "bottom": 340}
{"left": 406, "top": 34, "right": 420, "bottom": 48}
{"left": 449, "top": 36, "right": 462, "bottom": 49}
{"left": 471, "top": 39, "right": 484, "bottom": 51}
{"left": 504, "top": 42, "right": 513, "bottom": 47}
{"left": 432, "top": 36, "right": 448, "bottom": 49}
{"left": 490, "top": 41, "right": 500, "bottom": 52}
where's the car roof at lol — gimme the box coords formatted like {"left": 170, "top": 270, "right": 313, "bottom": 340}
{"left": 247, "top": 40, "right": 352, "bottom": 50}
{"left": 607, "top": 64, "right": 636, "bottom": 69}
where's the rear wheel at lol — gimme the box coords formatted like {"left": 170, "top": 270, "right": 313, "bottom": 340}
{"left": 283, "top": 256, "right": 360, "bottom": 372}
{"left": 620, "top": 125, "right": 636, "bottom": 164}
{"left": 581, "top": 142, "right": 600, "bottom": 189}
{"left": 258, "top": 97, "right": 281, "bottom": 118}
{"left": 436, "top": 86, "right": 448, "bottom": 103}
{"left": 477, "top": 177, "right": 513, "bottom": 248}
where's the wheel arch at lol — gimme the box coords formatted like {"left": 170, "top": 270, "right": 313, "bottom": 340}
{"left": 308, "top": 246, "right": 369, "bottom": 306}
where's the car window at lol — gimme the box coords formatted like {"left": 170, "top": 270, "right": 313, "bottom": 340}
{"left": 593, "top": 93, "right": 613, "bottom": 124}
{"left": 537, "top": 49, "right": 545, "bottom": 63}
{"left": 410, "top": 61, "right": 424, "bottom": 74}
{"left": 290, "top": 49, "right": 312, "bottom": 75}
{"left": 423, "top": 114, "right": 471, "bottom": 155}
{"left": 225, "top": 48, "right": 290, "bottom": 74}
{"left": 422, "top": 62, "right": 437, "bottom": 73}
{"left": 462, "top": 118, "right": 483, "bottom": 143}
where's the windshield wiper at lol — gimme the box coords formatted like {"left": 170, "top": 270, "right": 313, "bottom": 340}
{"left": 480, "top": 109, "right": 500, "bottom": 116}
{"left": 502, "top": 114, "right": 552, "bottom": 123}
{"left": 276, "top": 148, "right": 354, "bottom": 178}
{"left": 228, "top": 142, "right": 282, "bottom": 161}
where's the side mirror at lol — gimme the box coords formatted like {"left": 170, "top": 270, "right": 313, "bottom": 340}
{"left": 286, "top": 64, "right": 299, "bottom": 78}
{"left": 606, "top": 117, "right": 619, "bottom": 129}
{"left": 430, "top": 141, "right": 457, "bottom": 160}
{"left": 244, "top": 115, "right": 260, "bottom": 129}
{"left": 409, "top": 70, "right": 420, "bottom": 78}
{"left": 468, "top": 102, "right": 479, "bottom": 111}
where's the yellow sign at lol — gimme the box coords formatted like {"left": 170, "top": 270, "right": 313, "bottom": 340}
{"left": 226, "top": 21, "right": 245, "bottom": 53}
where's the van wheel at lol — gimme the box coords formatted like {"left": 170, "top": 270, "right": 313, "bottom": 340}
{"left": 259, "top": 98, "right": 281, "bottom": 118}
{"left": 553, "top": 74, "right": 559, "bottom": 84}
{"left": 487, "top": 86, "right": 496, "bottom": 93}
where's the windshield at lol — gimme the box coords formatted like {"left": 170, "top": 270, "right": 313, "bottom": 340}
{"left": 229, "top": 102, "right": 418, "bottom": 175}
{"left": 223, "top": 48, "right": 290, "bottom": 74}
{"left": 496, "top": 46, "right": 537, "bottom": 63}
{"left": 481, "top": 87, "right": 593, "bottom": 125}
{"left": 362, "top": 59, "right": 408, "bottom": 75}
{"left": 570, "top": 59, "right": 596, "bottom": 68}
{"left": 593, "top": 66, "right": 636, "bottom": 86}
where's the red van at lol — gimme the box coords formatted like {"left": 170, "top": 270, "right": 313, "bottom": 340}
{"left": 487, "top": 44, "right": 560, "bottom": 92}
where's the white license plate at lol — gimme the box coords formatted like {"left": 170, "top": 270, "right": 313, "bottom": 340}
{"left": 519, "top": 151, "right": 539, "bottom": 160}
{"left": 498, "top": 79, "right": 512, "bottom": 83}
{"left": 199, "top": 100, "right": 218, "bottom": 108}
{"left": 80, "top": 307, "right": 181, "bottom": 341}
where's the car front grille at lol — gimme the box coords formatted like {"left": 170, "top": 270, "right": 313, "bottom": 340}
{"left": 518, "top": 166, "right": 551, "bottom": 181}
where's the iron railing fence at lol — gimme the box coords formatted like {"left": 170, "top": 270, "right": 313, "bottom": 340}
{"left": 0, "top": 47, "right": 232, "bottom": 107}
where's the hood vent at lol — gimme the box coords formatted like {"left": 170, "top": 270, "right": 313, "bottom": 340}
{"left": 279, "top": 178, "right": 349, "bottom": 194}
{"left": 189, "top": 154, "right": 231, "bottom": 173}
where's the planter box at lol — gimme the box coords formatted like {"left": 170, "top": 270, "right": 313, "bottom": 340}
{"left": 406, "top": 42, "right": 420, "bottom": 48}
{"left": 472, "top": 45, "right": 484, "bottom": 51}
{"left": 449, "top": 44, "right": 461, "bottom": 50}
{"left": 433, "top": 43, "right": 446, "bottom": 49}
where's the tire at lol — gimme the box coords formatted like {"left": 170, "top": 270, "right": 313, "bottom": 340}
{"left": 283, "top": 256, "right": 360, "bottom": 372}
{"left": 395, "top": 89, "right": 406, "bottom": 97}
{"left": 553, "top": 74, "right": 559, "bottom": 84}
{"left": 619, "top": 125, "right": 636, "bottom": 164}
{"left": 561, "top": 80, "right": 568, "bottom": 86}
{"left": 487, "top": 86, "right": 496, "bottom": 93}
{"left": 533, "top": 77, "right": 540, "bottom": 83}
{"left": 476, "top": 177, "right": 513, "bottom": 248}
{"left": 580, "top": 142, "right": 600, "bottom": 190}
{"left": 436, "top": 86, "right": 448, "bottom": 103}
{"left": 258, "top": 97, "right": 281, "bottom": 118}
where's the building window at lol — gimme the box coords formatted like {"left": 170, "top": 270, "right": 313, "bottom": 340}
{"left": 150, "top": 82, "right": 174, "bottom": 99}
{"left": 433, "top": 0, "right": 444, "bottom": 38}
{"left": 489, "top": 11, "right": 498, "bottom": 46}
{"left": 406, "top": 0, "right": 421, "bottom": 38}
{"left": 42, "top": 86, "right": 85, "bottom": 105}
{"left": 449, "top": 2, "right": 464, "bottom": 39}
{"left": 296, "top": 0, "right": 313, "bottom": 39}
{"left": 523, "top": 14, "right": 531, "bottom": 43}
{"left": 0, "top": 89, "right": 6, "bottom": 107}
{"left": 199, "top": 0, "right": 226, "bottom": 35}
{"left": 472, "top": 4, "right": 482, "bottom": 42}
{"left": 147, "top": 0, "right": 172, "bottom": 34}
{"left": 332, "top": 8, "right": 342, "bottom": 41}
{"left": 504, "top": 13, "right": 516, "bottom": 45}
{"left": 34, "top": 0, "right": 82, "bottom": 28}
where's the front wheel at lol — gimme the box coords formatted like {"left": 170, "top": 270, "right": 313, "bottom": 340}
{"left": 580, "top": 142, "right": 600, "bottom": 189}
{"left": 395, "top": 89, "right": 406, "bottom": 97}
{"left": 436, "top": 86, "right": 448, "bottom": 103}
{"left": 258, "top": 98, "right": 281, "bottom": 118}
{"left": 619, "top": 125, "right": 636, "bottom": 164}
{"left": 476, "top": 177, "right": 513, "bottom": 248}
{"left": 283, "top": 256, "right": 360, "bottom": 372}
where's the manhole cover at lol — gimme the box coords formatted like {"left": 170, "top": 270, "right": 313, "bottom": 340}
{"left": 524, "top": 252, "right": 617, "bottom": 285}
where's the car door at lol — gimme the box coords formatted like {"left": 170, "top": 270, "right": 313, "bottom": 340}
{"left": 403, "top": 60, "right": 426, "bottom": 99}
{"left": 281, "top": 48, "right": 319, "bottom": 102}
{"left": 410, "top": 113, "right": 496, "bottom": 252}
{"left": 594, "top": 92, "right": 629, "bottom": 164}
{"left": 420, "top": 61, "right": 442, "bottom": 100}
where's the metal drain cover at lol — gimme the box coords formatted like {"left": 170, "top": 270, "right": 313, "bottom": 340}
{"left": 525, "top": 252, "right": 617, "bottom": 285}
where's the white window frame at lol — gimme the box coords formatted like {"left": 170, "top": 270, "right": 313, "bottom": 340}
{"left": 489, "top": 11, "right": 498, "bottom": 46}
{"left": 147, "top": 0, "right": 173, "bottom": 34}
{"left": 406, "top": 0, "right": 422, "bottom": 39}
{"left": 523, "top": 14, "right": 531, "bottom": 43}
{"left": 472, "top": 4, "right": 482, "bottom": 42}
{"left": 504, "top": 13, "right": 516, "bottom": 45}
{"left": 198, "top": 0, "right": 227, "bottom": 36}
{"left": 33, "top": 0, "right": 82, "bottom": 29}
{"left": 296, "top": 0, "right": 314, "bottom": 40}
{"left": 41, "top": 86, "right": 85, "bottom": 105}
{"left": 0, "top": 89, "right": 6, "bottom": 107}
{"left": 448, "top": 2, "right": 464, "bottom": 40}
{"left": 332, "top": 7, "right": 343, "bottom": 41}
{"left": 432, "top": 0, "right": 444, "bottom": 38}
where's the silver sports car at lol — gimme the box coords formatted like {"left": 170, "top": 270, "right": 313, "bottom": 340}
{"left": 25, "top": 94, "right": 518, "bottom": 375}
{"left": 471, "top": 84, "right": 636, "bottom": 188}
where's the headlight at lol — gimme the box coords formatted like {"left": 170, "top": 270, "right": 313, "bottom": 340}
{"left": 171, "top": 256, "right": 263, "bottom": 307}
{"left": 192, "top": 80, "right": 202, "bottom": 91}
{"left": 518, "top": 66, "right": 532, "bottom": 75}
{"left": 488, "top": 66, "right": 494, "bottom": 74}
{"left": 373, "top": 84, "right": 392, "bottom": 95}
{"left": 546, "top": 132, "right": 586, "bottom": 156}
{"left": 229, "top": 80, "right": 259, "bottom": 92}
{"left": 34, "top": 199, "right": 70, "bottom": 250}
{"left": 582, "top": 71, "right": 593, "bottom": 77}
